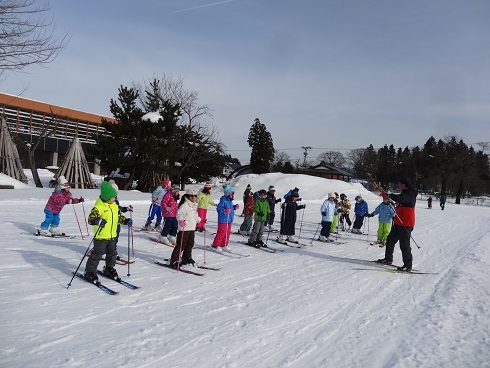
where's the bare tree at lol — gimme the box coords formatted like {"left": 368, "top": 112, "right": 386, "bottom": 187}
{"left": 0, "top": 0, "right": 69, "bottom": 80}
{"left": 316, "top": 151, "right": 346, "bottom": 167}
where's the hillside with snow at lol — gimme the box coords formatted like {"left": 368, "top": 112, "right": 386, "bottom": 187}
{"left": 0, "top": 171, "right": 489, "bottom": 368}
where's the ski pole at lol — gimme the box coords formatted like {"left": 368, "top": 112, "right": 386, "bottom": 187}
{"left": 298, "top": 203, "right": 305, "bottom": 240}
{"left": 67, "top": 226, "right": 102, "bottom": 289}
{"left": 310, "top": 222, "right": 321, "bottom": 244}
{"left": 265, "top": 220, "right": 272, "bottom": 246}
{"left": 72, "top": 203, "right": 85, "bottom": 240}
{"left": 81, "top": 201, "right": 89, "bottom": 236}
{"left": 127, "top": 224, "right": 131, "bottom": 277}
{"left": 203, "top": 226, "right": 207, "bottom": 265}
{"left": 129, "top": 205, "right": 134, "bottom": 256}
{"left": 366, "top": 216, "right": 370, "bottom": 243}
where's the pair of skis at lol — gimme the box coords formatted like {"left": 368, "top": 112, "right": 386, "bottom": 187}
{"left": 72, "top": 271, "right": 140, "bottom": 295}
{"left": 154, "top": 259, "right": 221, "bottom": 276}
{"left": 327, "top": 255, "right": 438, "bottom": 275}
{"left": 237, "top": 240, "right": 284, "bottom": 253}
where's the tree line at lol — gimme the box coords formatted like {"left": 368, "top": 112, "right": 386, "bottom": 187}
{"left": 246, "top": 123, "right": 490, "bottom": 203}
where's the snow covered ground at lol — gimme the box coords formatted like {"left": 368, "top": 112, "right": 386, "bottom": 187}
{"left": 0, "top": 170, "right": 489, "bottom": 368}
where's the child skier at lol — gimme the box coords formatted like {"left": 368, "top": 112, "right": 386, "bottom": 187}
{"left": 84, "top": 181, "right": 132, "bottom": 283}
{"left": 169, "top": 189, "right": 201, "bottom": 268}
{"left": 329, "top": 192, "right": 340, "bottom": 234}
{"left": 352, "top": 195, "right": 369, "bottom": 234}
{"left": 143, "top": 179, "right": 171, "bottom": 231}
{"left": 338, "top": 193, "right": 352, "bottom": 231}
{"left": 159, "top": 186, "right": 180, "bottom": 246}
{"left": 319, "top": 192, "right": 336, "bottom": 242}
{"left": 196, "top": 182, "right": 216, "bottom": 232}
{"left": 38, "top": 175, "right": 84, "bottom": 236}
{"left": 427, "top": 196, "right": 433, "bottom": 209}
{"left": 238, "top": 189, "right": 255, "bottom": 236}
{"left": 247, "top": 189, "right": 271, "bottom": 247}
{"left": 276, "top": 189, "right": 306, "bottom": 244}
{"left": 266, "top": 185, "right": 281, "bottom": 230}
{"left": 211, "top": 185, "right": 239, "bottom": 252}
{"left": 368, "top": 196, "right": 395, "bottom": 246}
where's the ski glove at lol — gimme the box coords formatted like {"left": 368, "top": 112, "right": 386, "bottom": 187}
{"left": 258, "top": 211, "right": 264, "bottom": 217}
{"left": 152, "top": 198, "right": 158, "bottom": 204}
{"left": 125, "top": 218, "right": 133, "bottom": 227}
{"left": 178, "top": 220, "right": 187, "bottom": 228}
{"left": 224, "top": 208, "right": 232, "bottom": 214}
{"left": 234, "top": 204, "right": 239, "bottom": 210}
{"left": 121, "top": 205, "right": 133, "bottom": 213}
{"left": 321, "top": 211, "right": 326, "bottom": 216}
{"left": 94, "top": 218, "right": 107, "bottom": 228}
{"left": 78, "top": 197, "right": 84, "bottom": 202}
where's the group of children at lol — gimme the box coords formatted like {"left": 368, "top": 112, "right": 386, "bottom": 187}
{"left": 316, "top": 191, "right": 396, "bottom": 246}
{"left": 38, "top": 175, "right": 401, "bottom": 284}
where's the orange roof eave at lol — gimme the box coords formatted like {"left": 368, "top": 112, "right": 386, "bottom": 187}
{"left": 0, "top": 93, "right": 116, "bottom": 124}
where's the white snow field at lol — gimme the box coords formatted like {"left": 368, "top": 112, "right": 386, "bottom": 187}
{"left": 0, "top": 171, "right": 489, "bottom": 368}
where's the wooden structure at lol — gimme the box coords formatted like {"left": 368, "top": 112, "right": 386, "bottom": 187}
{"left": 0, "top": 93, "right": 114, "bottom": 172}
{"left": 0, "top": 116, "right": 28, "bottom": 184}
{"left": 298, "top": 162, "right": 353, "bottom": 182}
{"left": 56, "top": 137, "right": 96, "bottom": 189}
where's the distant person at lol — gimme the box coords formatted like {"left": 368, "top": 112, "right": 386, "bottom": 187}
{"left": 38, "top": 176, "right": 84, "bottom": 236}
{"left": 440, "top": 194, "right": 447, "bottom": 210}
{"left": 427, "top": 196, "right": 433, "bottom": 209}
{"left": 376, "top": 177, "right": 417, "bottom": 272}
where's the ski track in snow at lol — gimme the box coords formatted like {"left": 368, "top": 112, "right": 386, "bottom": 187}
{"left": 0, "top": 178, "right": 489, "bottom": 368}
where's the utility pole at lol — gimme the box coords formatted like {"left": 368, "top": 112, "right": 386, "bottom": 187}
{"left": 301, "top": 146, "right": 312, "bottom": 168}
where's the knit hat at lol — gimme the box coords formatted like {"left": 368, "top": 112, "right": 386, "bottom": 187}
{"left": 100, "top": 181, "right": 117, "bottom": 201}
{"left": 355, "top": 195, "right": 362, "bottom": 201}
{"left": 258, "top": 189, "right": 267, "bottom": 196}
{"left": 246, "top": 184, "right": 251, "bottom": 189}
{"left": 223, "top": 185, "right": 235, "bottom": 196}
{"left": 290, "top": 189, "right": 299, "bottom": 198}
{"left": 57, "top": 176, "right": 70, "bottom": 190}
{"left": 340, "top": 193, "right": 346, "bottom": 200}
{"left": 162, "top": 179, "right": 171, "bottom": 189}
{"left": 268, "top": 185, "right": 275, "bottom": 191}
{"left": 186, "top": 189, "right": 197, "bottom": 196}
{"left": 328, "top": 192, "right": 335, "bottom": 198}
{"left": 400, "top": 177, "right": 412, "bottom": 188}
{"left": 109, "top": 179, "right": 118, "bottom": 194}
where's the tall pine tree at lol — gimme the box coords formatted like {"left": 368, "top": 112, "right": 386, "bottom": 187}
{"left": 247, "top": 118, "right": 275, "bottom": 172}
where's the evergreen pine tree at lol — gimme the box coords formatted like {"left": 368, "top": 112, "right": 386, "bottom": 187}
{"left": 247, "top": 118, "right": 275, "bottom": 172}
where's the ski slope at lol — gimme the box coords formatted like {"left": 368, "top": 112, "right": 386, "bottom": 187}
{"left": 0, "top": 172, "right": 488, "bottom": 368}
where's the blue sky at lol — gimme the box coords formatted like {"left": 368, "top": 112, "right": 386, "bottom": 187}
{"left": 4, "top": 0, "right": 490, "bottom": 164}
